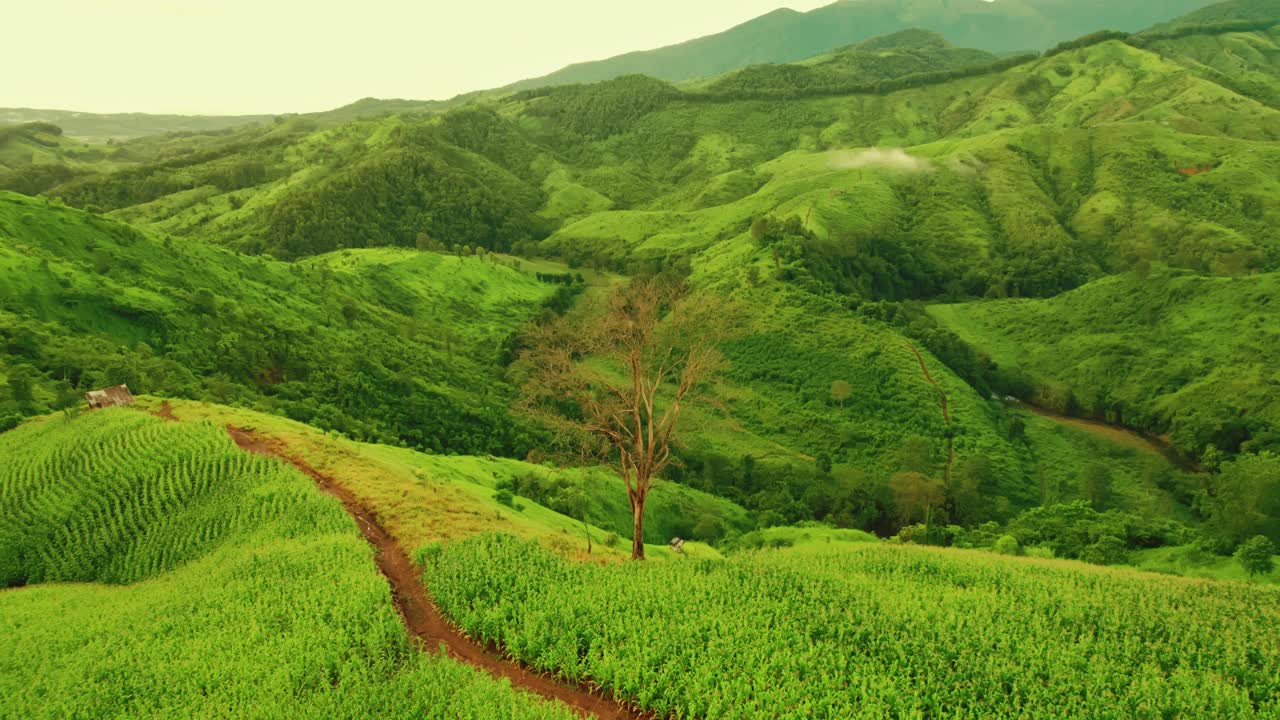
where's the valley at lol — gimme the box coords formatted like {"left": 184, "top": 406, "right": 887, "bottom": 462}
{"left": 3, "top": 0, "right": 1280, "bottom": 718}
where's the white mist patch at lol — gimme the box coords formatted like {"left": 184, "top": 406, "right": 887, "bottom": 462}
{"left": 828, "top": 147, "right": 933, "bottom": 173}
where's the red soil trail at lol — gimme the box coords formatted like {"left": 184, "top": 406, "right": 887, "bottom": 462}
{"left": 223, "top": 426, "right": 646, "bottom": 720}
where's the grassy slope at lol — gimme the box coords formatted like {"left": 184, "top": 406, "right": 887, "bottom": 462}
{"left": 19, "top": 30, "right": 1277, "bottom": 293}
{"left": 543, "top": 39, "right": 1279, "bottom": 291}
{"left": 929, "top": 271, "right": 1280, "bottom": 457}
{"left": 1133, "top": 542, "right": 1280, "bottom": 584}
{"left": 2, "top": 26, "right": 1271, "bottom": 530}
{"left": 0, "top": 408, "right": 575, "bottom": 720}
{"left": 0, "top": 191, "right": 562, "bottom": 452}
{"left": 142, "top": 397, "right": 744, "bottom": 556}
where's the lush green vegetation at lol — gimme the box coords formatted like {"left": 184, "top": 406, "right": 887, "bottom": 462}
{"left": 697, "top": 31, "right": 1003, "bottom": 100}
{"left": 5, "top": 17, "right": 1274, "bottom": 551}
{"left": 141, "top": 397, "right": 742, "bottom": 557}
{"left": 4, "top": 6, "right": 1280, "bottom": 719}
{"left": 929, "top": 271, "right": 1280, "bottom": 460}
{"left": 0, "top": 191, "right": 565, "bottom": 454}
{"left": 427, "top": 533, "right": 1280, "bottom": 719}
{"left": 0, "top": 408, "right": 577, "bottom": 719}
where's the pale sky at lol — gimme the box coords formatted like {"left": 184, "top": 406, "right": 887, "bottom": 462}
{"left": 4, "top": 0, "right": 833, "bottom": 116}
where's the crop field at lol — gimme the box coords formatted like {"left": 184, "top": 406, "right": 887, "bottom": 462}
{"left": 0, "top": 409, "right": 576, "bottom": 719}
{"left": 427, "top": 533, "right": 1280, "bottom": 720}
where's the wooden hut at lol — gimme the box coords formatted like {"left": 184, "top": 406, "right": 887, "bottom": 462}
{"left": 85, "top": 385, "right": 135, "bottom": 410}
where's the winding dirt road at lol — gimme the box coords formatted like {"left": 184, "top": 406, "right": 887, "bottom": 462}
{"left": 223, "top": 425, "right": 646, "bottom": 720}
{"left": 1010, "top": 401, "right": 1202, "bottom": 473}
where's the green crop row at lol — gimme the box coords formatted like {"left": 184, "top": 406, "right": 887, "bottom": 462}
{"left": 0, "top": 410, "right": 576, "bottom": 719}
{"left": 427, "top": 533, "right": 1280, "bottom": 719}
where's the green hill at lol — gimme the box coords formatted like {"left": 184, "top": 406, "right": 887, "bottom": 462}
{"left": 929, "top": 270, "right": 1280, "bottom": 460}
{"left": 0, "top": 191, "right": 572, "bottom": 454}
{"left": 697, "top": 30, "right": 1001, "bottom": 99}
{"left": 24, "top": 26, "right": 1277, "bottom": 301}
{"left": 506, "top": 0, "right": 1219, "bottom": 90}
{"left": 0, "top": 108, "right": 273, "bottom": 143}
{"left": 0, "top": 408, "right": 576, "bottom": 719}
{"left": 12, "top": 25, "right": 1273, "bottom": 541}
{"left": 143, "top": 397, "right": 750, "bottom": 551}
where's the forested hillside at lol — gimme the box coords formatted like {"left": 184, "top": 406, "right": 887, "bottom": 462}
{"left": 930, "top": 270, "right": 1280, "bottom": 459}
{"left": 6, "top": 4, "right": 1280, "bottom": 720}
{"left": 0, "top": 191, "right": 572, "bottom": 453}
{"left": 13, "top": 23, "right": 1274, "bottom": 298}
{"left": 2, "top": 6, "right": 1278, "bottom": 562}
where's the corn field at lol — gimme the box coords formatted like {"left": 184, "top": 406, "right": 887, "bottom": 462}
{"left": 0, "top": 410, "right": 576, "bottom": 720}
{"left": 426, "top": 533, "right": 1280, "bottom": 719}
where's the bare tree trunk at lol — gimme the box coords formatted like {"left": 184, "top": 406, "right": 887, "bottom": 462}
{"left": 630, "top": 492, "right": 647, "bottom": 560}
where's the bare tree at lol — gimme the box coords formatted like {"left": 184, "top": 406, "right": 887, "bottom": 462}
{"left": 518, "top": 278, "right": 726, "bottom": 559}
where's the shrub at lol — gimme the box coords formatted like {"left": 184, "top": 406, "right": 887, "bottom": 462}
{"left": 994, "top": 535, "right": 1023, "bottom": 556}
{"left": 1235, "top": 535, "right": 1277, "bottom": 578}
{"left": 1080, "top": 536, "right": 1128, "bottom": 566}
{"left": 494, "top": 489, "right": 515, "bottom": 507}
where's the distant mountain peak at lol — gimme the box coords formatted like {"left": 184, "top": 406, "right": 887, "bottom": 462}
{"left": 504, "top": 0, "right": 1219, "bottom": 92}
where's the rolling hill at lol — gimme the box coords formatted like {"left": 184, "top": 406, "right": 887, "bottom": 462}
{"left": 7, "top": 16, "right": 1276, "bottom": 536}
{"left": 929, "top": 269, "right": 1280, "bottom": 459}
{"left": 506, "top": 0, "right": 1220, "bottom": 91}
{"left": 0, "top": 190, "right": 572, "bottom": 454}
{"left": 0, "top": 107, "right": 273, "bottom": 143}
{"left": 4, "top": 3, "right": 1280, "bottom": 719}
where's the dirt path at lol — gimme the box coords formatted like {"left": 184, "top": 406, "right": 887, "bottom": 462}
{"left": 1012, "top": 402, "right": 1201, "bottom": 472}
{"left": 223, "top": 426, "right": 645, "bottom": 720}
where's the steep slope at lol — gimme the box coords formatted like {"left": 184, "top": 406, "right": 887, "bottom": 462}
{"left": 0, "top": 408, "right": 580, "bottom": 720}
{"left": 30, "top": 28, "right": 1280, "bottom": 298}
{"left": 929, "top": 270, "right": 1280, "bottom": 460}
{"left": 0, "top": 191, "right": 568, "bottom": 454}
{"left": 507, "top": 0, "right": 1218, "bottom": 90}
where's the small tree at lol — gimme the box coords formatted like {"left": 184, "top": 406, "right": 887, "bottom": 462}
{"left": 1235, "top": 535, "right": 1277, "bottom": 580}
{"left": 889, "top": 471, "right": 945, "bottom": 528}
{"left": 830, "top": 380, "right": 853, "bottom": 408}
{"left": 993, "top": 535, "right": 1022, "bottom": 556}
{"left": 518, "top": 279, "right": 728, "bottom": 559}
{"left": 1080, "top": 463, "right": 1113, "bottom": 510}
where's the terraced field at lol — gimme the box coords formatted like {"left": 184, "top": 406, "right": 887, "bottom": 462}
{"left": 0, "top": 409, "right": 579, "bottom": 720}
